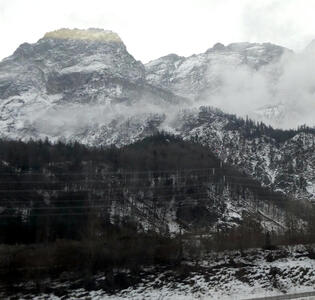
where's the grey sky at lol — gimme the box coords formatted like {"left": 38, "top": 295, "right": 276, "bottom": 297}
{"left": 1, "top": 0, "right": 315, "bottom": 63}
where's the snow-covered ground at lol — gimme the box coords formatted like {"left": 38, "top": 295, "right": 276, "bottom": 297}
{"left": 3, "top": 245, "right": 315, "bottom": 300}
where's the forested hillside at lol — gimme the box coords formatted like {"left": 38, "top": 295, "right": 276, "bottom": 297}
{"left": 0, "top": 134, "right": 311, "bottom": 246}
{"left": 179, "top": 107, "right": 315, "bottom": 201}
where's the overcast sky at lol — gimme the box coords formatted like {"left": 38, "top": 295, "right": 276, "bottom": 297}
{"left": 1, "top": 0, "right": 315, "bottom": 63}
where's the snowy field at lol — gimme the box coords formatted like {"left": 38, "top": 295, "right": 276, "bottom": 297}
{"left": 2, "top": 245, "right": 315, "bottom": 300}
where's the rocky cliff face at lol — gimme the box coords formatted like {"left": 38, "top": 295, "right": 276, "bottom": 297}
{"left": 0, "top": 28, "right": 186, "bottom": 143}
{"left": 146, "top": 41, "right": 315, "bottom": 129}
{"left": 145, "top": 42, "right": 287, "bottom": 101}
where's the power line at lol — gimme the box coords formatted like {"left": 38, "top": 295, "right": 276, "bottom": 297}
{"left": 0, "top": 166, "right": 232, "bottom": 176}
{"left": 0, "top": 212, "right": 103, "bottom": 218}
{"left": 0, "top": 175, "right": 216, "bottom": 185}
{"left": 0, "top": 190, "right": 286, "bottom": 206}
{"left": 0, "top": 191, "right": 212, "bottom": 202}
{"left": 0, "top": 183, "right": 211, "bottom": 193}
{"left": 0, "top": 173, "right": 268, "bottom": 187}
{"left": 0, "top": 195, "right": 216, "bottom": 207}
{"left": 0, "top": 192, "right": 218, "bottom": 208}
{"left": 0, "top": 196, "right": 286, "bottom": 218}
{"left": 0, "top": 182, "right": 279, "bottom": 193}
{"left": 0, "top": 174, "right": 254, "bottom": 184}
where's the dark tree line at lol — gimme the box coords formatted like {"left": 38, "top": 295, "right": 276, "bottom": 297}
{"left": 198, "top": 106, "right": 315, "bottom": 143}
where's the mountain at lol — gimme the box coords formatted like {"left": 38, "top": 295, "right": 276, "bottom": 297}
{"left": 176, "top": 107, "right": 315, "bottom": 201}
{"left": 3, "top": 27, "right": 315, "bottom": 300}
{"left": 0, "top": 27, "right": 315, "bottom": 203}
{"left": 145, "top": 42, "right": 288, "bottom": 101}
{"left": 0, "top": 28, "right": 186, "bottom": 143}
{"left": 146, "top": 41, "right": 315, "bottom": 129}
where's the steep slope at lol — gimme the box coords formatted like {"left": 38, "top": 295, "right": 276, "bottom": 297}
{"left": 0, "top": 135, "right": 295, "bottom": 243}
{"left": 145, "top": 42, "right": 315, "bottom": 129}
{"left": 145, "top": 42, "right": 287, "bottom": 101}
{"left": 174, "top": 107, "right": 315, "bottom": 201}
{"left": 0, "top": 28, "right": 187, "bottom": 143}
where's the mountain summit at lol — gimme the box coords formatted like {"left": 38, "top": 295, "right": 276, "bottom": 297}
{"left": 0, "top": 28, "right": 187, "bottom": 143}
{"left": 145, "top": 42, "right": 288, "bottom": 101}
{"left": 43, "top": 28, "right": 123, "bottom": 43}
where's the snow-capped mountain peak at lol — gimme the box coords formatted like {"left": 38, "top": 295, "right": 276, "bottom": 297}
{"left": 0, "top": 28, "right": 185, "bottom": 143}
{"left": 145, "top": 41, "right": 288, "bottom": 103}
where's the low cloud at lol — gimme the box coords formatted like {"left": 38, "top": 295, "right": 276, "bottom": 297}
{"left": 31, "top": 47, "right": 315, "bottom": 137}
{"left": 193, "top": 47, "right": 315, "bottom": 129}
